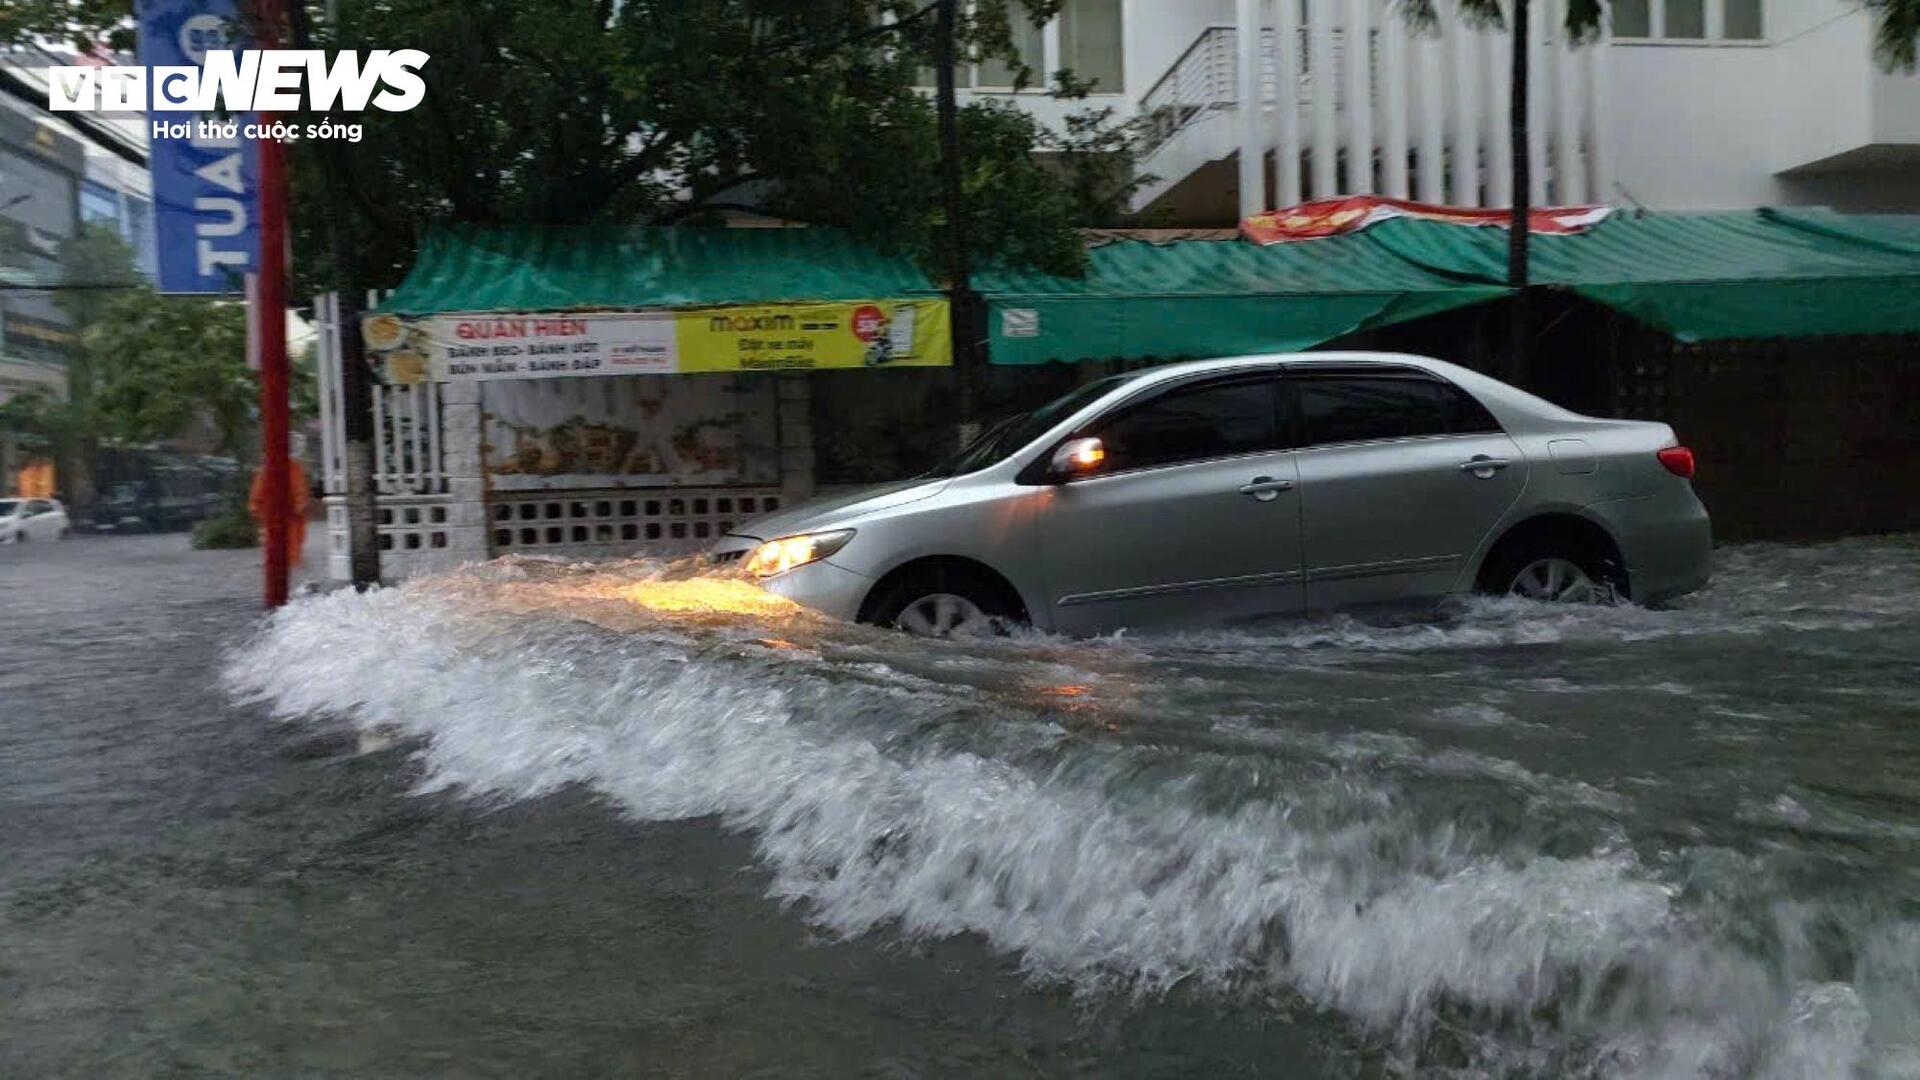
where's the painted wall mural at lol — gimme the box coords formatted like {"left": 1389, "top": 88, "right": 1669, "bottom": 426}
{"left": 480, "top": 374, "right": 779, "bottom": 491}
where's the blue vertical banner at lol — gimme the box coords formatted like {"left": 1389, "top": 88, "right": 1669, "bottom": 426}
{"left": 136, "top": 0, "right": 258, "bottom": 294}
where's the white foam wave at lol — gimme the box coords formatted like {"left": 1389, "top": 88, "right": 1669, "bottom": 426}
{"left": 222, "top": 549, "right": 1920, "bottom": 1077}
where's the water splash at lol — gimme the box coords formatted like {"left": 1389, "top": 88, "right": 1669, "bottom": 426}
{"left": 224, "top": 538, "right": 1920, "bottom": 1077}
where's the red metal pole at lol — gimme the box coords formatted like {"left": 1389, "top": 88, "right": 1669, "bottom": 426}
{"left": 257, "top": 0, "right": 290, "bottom": 608}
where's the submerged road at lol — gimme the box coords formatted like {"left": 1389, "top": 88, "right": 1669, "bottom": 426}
{"left": 4, "top": 533, "right": 1919, "bottom": 1077}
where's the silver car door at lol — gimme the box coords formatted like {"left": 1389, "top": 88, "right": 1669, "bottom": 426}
{"left": 1290, "top": 369, "right": 1528, "bottom": 612}
{"left": 1038, "top": 374, "right": 1305, "bottom": 634}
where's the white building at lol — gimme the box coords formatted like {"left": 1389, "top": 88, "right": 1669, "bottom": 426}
{"left": 949, "top": 0, "right": 1920, "bottom": 222}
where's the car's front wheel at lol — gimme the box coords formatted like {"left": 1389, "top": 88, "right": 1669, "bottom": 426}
{"left": 864, "top": 565, "right": 1024, "bottom": 638}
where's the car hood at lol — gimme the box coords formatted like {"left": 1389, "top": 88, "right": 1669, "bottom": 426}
{"left": 730, "top": 478, "right": 948, "bottom": 541}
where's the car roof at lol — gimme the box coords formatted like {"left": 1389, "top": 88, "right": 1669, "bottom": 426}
{"left": 1123, "top": 351, "right": 1459, "bottom": 385}
{"left": 1046, "top": 352, "right": 1576, "bottom": 443}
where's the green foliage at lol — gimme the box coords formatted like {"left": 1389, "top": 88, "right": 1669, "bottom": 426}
{"left": 0, "top": 224, "right": 282, "bottom": 504}
{"left": 191, "top": 468, "right": 261, "bottom": 549}
{"left": 191, "top": 505, "right": 259, "bottom": 549}
{"left": 0, "top": 0, "right": 132, "bottom": 51}
{"left": 82, "top": 292, "right": 257, "bottom": 453}
{"left": 6, "top": 219, "right": 267, "bottom": 456}
{"left": 1865, "top": 0, "right": 1920, "bottom": 70}
{"left": 1041, "top": 72, "right": 1161, "bottom": 228}
{"left": 1, "top": 289, "right": 265, "bottom": 460}
{"left": 56, "top": 223, "right": 143, "bottom": 327}
{"left": 1400, "top": 0, "right": 1919, "bottom": 69}
{"left": 0, "top": 387, "right": 83, "bottom": 462}
{"left": 285, "top": 0, "right": 1142, "bottom": 292}
{"left": 1397, "top": 0, "right": 1603, "bottom": 41}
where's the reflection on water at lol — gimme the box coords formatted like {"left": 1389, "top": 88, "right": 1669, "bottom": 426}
{"left": 225, "top": 537, "right": 1920, "bottom": 1078}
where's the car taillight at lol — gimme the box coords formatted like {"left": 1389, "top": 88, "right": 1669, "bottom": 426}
{"left": 1657, "top": 445, "right": 1695, "bottom": 479}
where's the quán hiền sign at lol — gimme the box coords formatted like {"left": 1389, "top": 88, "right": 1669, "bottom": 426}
{"left": 361, "top": 301, "right": 952, "bottom": 383}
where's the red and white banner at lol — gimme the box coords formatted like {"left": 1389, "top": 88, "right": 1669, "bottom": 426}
{"left": 1241, "top": 196, "right": 1614, "bottom": 244}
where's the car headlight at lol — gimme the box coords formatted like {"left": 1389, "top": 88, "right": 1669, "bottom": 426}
{"left": 743, "top": 529, "right": 854, "bottom": 578}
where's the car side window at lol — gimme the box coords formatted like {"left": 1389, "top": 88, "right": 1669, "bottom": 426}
{"left": 26, "top": 500, "right": 50, "bottom": 515}
{"left": 1444, "top": 382, "right": 1502, "bottom": 434}
{"left": 1091, "top": 377, "right": 1277, "bottom": 473}
{"left": 1295, "top": 375, "right": 1501, "bottom": 447}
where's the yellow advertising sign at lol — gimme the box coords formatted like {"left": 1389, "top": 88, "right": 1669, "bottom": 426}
{"left": 364, "top": 300, "right": 951, "bottom": 383}
{"left": 677, "top": 300, "right": 950, "bottom": 372}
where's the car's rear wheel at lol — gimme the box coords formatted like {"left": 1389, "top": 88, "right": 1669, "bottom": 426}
{"left": 1480, "top": 537, "right": 1623, "bottom": 605}
{"left": 864, "top": 566, "right": 1023, "bottom": 638}
{"left": 1506, "top": 556, "right": 1601, "bottom": 603}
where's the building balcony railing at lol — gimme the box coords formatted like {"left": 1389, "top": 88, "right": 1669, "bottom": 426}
{"left": 1138, "top": 24, "right": 1378, "bottom": 161}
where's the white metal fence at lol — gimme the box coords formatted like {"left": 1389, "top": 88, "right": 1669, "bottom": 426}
{"left": 312, "top": 290, "right": 446, "bottom": 497}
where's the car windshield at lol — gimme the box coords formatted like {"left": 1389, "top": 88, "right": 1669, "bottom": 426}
{"left": 921, "top": 374, "right": 1140, "bottom": 479}
{"left": 0, "top": 500, "right": 20, "bottom": 517}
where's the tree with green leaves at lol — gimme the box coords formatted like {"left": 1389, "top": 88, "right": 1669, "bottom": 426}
{"left": 50, "top": 223, "right": 146, "bottom": 503}
{"left": 280, "top": 0, "right": 1134, "bottom": 297}
{"left": 1, "top": 224, "right": 289, "bottom": 494}
{"left": 0, "top": 0, "right": 133, "bottom": 52}
{"left": 82, "top": 292, "right": 259, "bottom": 454}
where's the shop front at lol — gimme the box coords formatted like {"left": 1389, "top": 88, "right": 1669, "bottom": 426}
{"left": 313, "top": 227, "right": 949, "bottom": 581}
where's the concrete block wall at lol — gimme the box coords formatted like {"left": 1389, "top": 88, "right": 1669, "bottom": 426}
{"left": 332, "top": 373, "right": 825, "bottom": 582}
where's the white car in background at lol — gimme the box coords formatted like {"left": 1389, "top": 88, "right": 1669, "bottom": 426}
{"left": 0, "top": 498, "right": 71, "bottom": 544}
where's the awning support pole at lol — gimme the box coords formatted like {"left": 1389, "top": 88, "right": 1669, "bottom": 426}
{"left": 934, "top": 0, "right": 981, "bottom": 446}
{"left": 1507, "top": 0, "right": 1533, "bottom": 385}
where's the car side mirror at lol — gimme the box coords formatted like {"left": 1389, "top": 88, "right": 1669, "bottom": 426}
{"left": 1047, "top": 437, "right": 1105, "bottom": 483}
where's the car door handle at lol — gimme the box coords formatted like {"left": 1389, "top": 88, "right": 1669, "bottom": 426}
{"left": 1458, "top": 456, "right": 1512, "bottom": 475}
{"left": 1238, "top": 476, "right": 1295, "bottom": 501}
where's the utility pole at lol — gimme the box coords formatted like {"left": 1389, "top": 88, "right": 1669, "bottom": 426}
{"left": 933, "top": 0, "right": 979, "bottom": 447}
{"left": 256, "top": 0, "right": 291, "bottom": 608}
{"left": 289, "top": 0, "right": 380, "bottom": 589}
{"left": 1506, "top": 0, "right": 1531, "bottom": 386}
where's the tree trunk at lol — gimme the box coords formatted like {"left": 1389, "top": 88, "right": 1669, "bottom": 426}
{"left": 934, "top": 0, "right": 980, "bottom": 448}
{"left": 291, "top": 0, "right": 381, "bottom": 588}
{"left": 1507, "top": 0, "right": 1532, "bottom": 386}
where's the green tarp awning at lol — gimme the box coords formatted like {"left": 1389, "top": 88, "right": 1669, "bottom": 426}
{"left": 978, "top": 210, "right": 1920, "bottom": 363}
{"left": 975, "top": 238, "right": 1507, "bottom": 365}
{"left": 376, "top": 225, "right": 937, "bottom": 315}
{"left": 373, "top": 213, "right": 1920, "bottom": 362}
{"left": 1365, "top": 209, "right": 1920, "bottom": 342}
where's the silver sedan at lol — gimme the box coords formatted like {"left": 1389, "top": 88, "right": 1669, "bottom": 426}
{"left": 713, "top": 353, "right": 1712, "bottom": 636}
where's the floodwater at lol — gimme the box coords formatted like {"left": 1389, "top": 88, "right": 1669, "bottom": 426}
{"left": 6, "top": 534, "right": 1920, "bottom": 1077}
